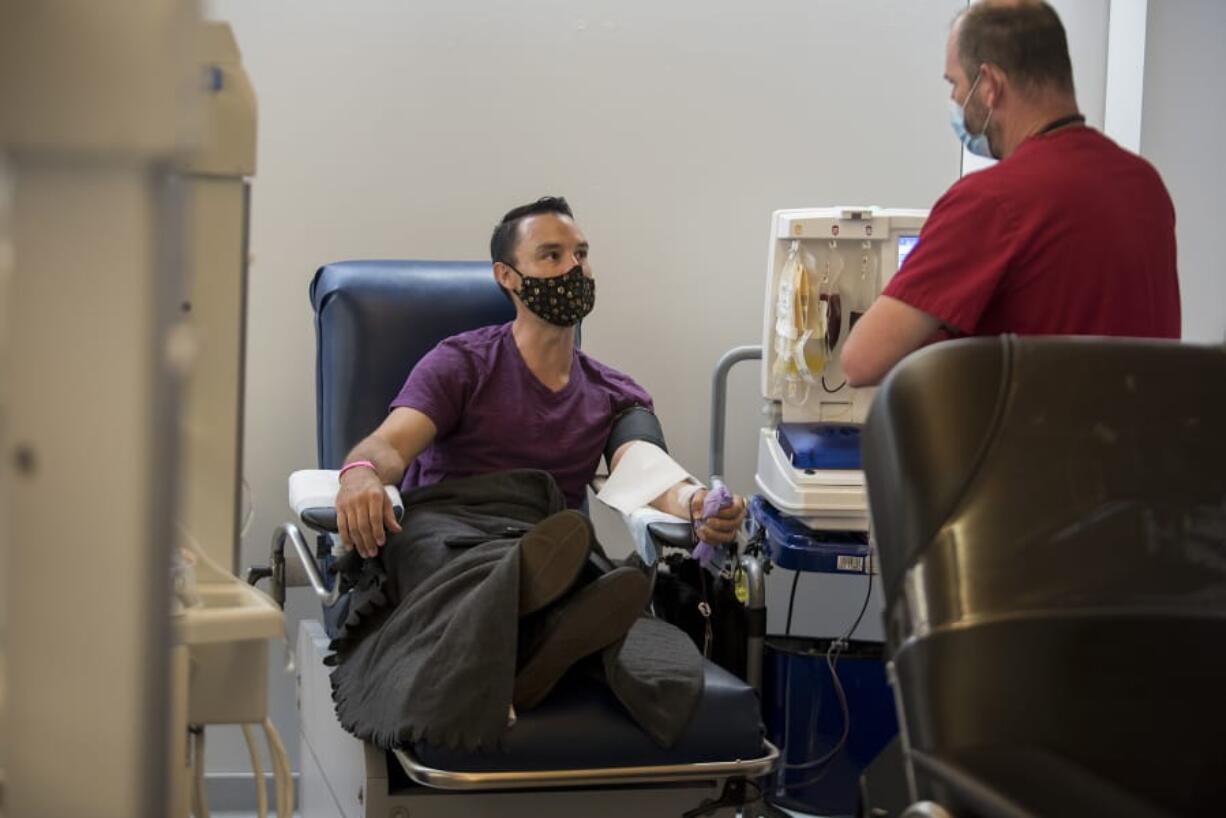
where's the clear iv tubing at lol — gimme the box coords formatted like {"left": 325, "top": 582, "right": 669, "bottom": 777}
{"left": 177, "top": 522, "right": 294, "bottom": 818}
{"left": 238, "top": 718, "right": 294, "bottom": 818}
{"left": 265, "top": 716, "right": 294, "bottom": 818}
{"left": 784, "top": 377, "right": 811, "bottom": 405}
{"left": 775, "top": 242, "right": 812, "bottom": 402}
{"left": 854, "top": 240, "right": 878, "bottom": 312}
{"left": 824, "top": 239, "right": 846, "bottom": 289}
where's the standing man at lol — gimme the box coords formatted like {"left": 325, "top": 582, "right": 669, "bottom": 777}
{"left": 842, "top": 0, "right": 1180, "bottom": 387}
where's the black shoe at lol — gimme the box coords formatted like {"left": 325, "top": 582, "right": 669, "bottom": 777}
{"left": 514, "top": 566, "right": 652, "bottom": 710}
{"left": 518, "top": 510, "right": 592, "bottom": 616}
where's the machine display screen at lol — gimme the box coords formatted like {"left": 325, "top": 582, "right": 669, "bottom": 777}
{"left": 897, "top": 235, "right": 919, "bottom": 270}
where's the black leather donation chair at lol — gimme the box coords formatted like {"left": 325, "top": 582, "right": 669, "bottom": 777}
{"left": 284, "top": 260, "right": 776, "bottom": 818}
{"left": 861, "top": 336, "right": 1226, "bottom": 818}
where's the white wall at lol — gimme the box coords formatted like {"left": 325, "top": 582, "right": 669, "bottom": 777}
{"left": 1053, "top": 0, "right": 1111, "bottom": 126}
{"left": 1104, "top": 0, "right": 1148, "bottom": 152}
{"left": 1141, "top": 0, "right": 1226, "bottom": 343}
{"left": 205, "top": 0, "right": 967, "bottom": 774}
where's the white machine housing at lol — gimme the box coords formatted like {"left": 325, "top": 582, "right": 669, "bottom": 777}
{"left": 756, "top": 206, "right": 927, "bottom": 531}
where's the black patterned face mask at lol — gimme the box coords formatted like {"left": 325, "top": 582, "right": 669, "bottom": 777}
{"left": 508, "top": 264, "right": 595, "bottom": 327}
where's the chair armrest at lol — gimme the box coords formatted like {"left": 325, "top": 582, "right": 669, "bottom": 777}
{"left": 646, "top": 521, "right": 693, "bottom": 552}
{"left": 288, "top": 469, "right": 404, "bottom": 533}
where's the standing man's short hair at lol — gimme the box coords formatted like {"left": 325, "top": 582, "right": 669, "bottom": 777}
{"left": 957, "top": 1, "right": 1075, "bottom": 95}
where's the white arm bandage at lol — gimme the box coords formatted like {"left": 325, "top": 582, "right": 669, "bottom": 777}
{"left": 675, "top": 483, "right": 703, "bottom": 512}
{"left": 595, "top": 440, "right": 698, "bottom": 514}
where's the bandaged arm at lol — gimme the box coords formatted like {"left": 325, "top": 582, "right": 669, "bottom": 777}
{"left": 598, "top": 407, "right": 703, "bottom": 519}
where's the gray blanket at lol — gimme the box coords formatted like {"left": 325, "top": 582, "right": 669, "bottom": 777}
{"left": 328, "top": 469, "right": 703, "bottom": 752}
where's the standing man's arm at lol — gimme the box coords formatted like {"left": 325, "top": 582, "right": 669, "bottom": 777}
{"left": 840, "top": 296, "right": 943, "bottom": 387}
{"left": 336, "top": 407, "right": 438, "bottom": 557}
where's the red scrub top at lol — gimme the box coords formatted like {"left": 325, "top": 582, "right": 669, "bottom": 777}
{"left": 884, "top": 126, "right": 1180, "bottom": 338}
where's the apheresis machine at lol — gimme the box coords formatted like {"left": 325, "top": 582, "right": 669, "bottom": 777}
{"left": 757, "top": 206, "right": 925, "bottom": 534}
{"left": 748, "top": 207, "right": 925, "bottom": 815}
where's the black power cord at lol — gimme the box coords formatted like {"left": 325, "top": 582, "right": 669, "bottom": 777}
{"left": 821, "top": 375, "right": 848, "bottom": 393}
{"left": 784, "top": 570, "right": 801, "bottom": 636}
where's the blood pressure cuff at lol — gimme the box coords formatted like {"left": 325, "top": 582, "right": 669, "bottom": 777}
{"left": 604, "top": 406, "right": 668, "bottom": 466}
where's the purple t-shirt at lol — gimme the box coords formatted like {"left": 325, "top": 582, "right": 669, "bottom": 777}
{"left": 391, "top": 323, "right": 654, "bottom": 508}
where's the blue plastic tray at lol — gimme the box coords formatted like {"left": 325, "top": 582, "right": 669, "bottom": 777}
{"left": 749, "top": 495, "right": 870, "bottom": 574}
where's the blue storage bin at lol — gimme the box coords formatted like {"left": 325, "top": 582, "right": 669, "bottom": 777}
{"left": 762, "top": 636, "right": 898, "bottom": 817}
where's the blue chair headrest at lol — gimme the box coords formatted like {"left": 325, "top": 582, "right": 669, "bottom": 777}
{"left": 310, "top": 260, "right": 515, "bottom": 469}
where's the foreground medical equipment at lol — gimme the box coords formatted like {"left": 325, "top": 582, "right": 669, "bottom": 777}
{"left": 0, "top": 7, "right": 287, "bottom": 817}
{"left": 252, "top": 260, "right": 777, "bottom": 818}
{"left": 863, "top": 336, "right": 1226, "bottom": 817}
{"left": 1, "top": 4, "right": 196, "bottom": 814}
{"left": 172, "top": 22, "right": 293, "bottom": 818}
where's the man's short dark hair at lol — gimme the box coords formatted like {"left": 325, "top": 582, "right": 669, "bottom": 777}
{"left": 490, "top": 196, "right": 574, "bottom": 268}
{"left": 957, "top": 1, "right": 1075, "bottom": 95}
{"left": 489, "top": 196, "right": 574, "bottom": 303}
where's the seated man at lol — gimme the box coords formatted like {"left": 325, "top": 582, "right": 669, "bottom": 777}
{"left": 328, "top": 196, "right": 746, "bottom": 752}
{"left": 337, "top": 196, "right": 744, "bottom": 551}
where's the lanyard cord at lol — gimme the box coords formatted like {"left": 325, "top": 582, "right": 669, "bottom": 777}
{"left": 1038, "top": 112, "right": 1086, "bottom": 135}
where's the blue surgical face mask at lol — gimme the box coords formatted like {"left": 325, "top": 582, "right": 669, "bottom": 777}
{"left": 949, "top": 71, "right": 995, "bottom": 158}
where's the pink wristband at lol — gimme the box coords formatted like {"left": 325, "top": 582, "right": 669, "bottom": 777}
{"left": 338, "top": 460, "right": 377, "bottom": 480}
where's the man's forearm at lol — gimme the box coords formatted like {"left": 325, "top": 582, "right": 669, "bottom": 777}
{"left": 841, "top": 295, "right": 942, "bottom": 387}
{"left": 649, "top": 480, "right": 702, "bottom": 520}
{"left": 343, "top": 435, "right": 408, "bottom": 485}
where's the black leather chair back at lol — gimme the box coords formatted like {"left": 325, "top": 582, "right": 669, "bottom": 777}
{"left": 310, "top": 260, "right": 514, "bottom": 469}
{"left": 862, "top": 336, "right": 1226, "bottom": 815}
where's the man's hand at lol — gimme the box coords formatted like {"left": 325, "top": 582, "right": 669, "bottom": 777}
{"left": 336, "top": 466, "right": 402, "bottom": 558}
{"left": 334, "top": 408, "right": 436, "bottom": 558}
{"left": 690, "top": 489, "right": 747, "bottom": 545}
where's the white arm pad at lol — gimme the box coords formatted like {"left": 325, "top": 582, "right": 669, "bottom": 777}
{"left": 594, "top": 441, "right": 697, "bottom": 515}
{"left": 288, "top": 469, "right": 403, "bottom": 519}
